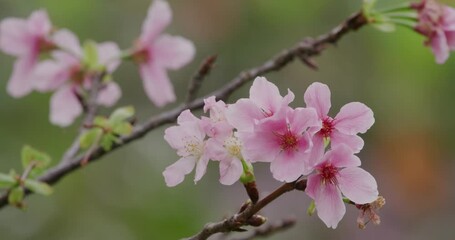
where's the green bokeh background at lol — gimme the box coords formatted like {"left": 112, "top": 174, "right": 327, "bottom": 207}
{"left": 1, "top": 0, "right": 454, "bottom": 239}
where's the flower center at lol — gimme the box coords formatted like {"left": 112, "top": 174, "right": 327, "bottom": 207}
{"left": 132, "top": 47, "right": 151, "bottom": 63}
{"left": 320, "top": 117, "right": 334, "bottom": 138}
{"left": 319, "top": 163, "right": 338, "bottom": 185}
{"left": 37, "top": 37, "right": 56, "bottom": 53}
{"left": 278, "top": 131, "right": 298, "bottom": 151}
{"left": 224, "top": 136, "right": 242, "bottom": 158}
{"left": 69, "top": 64, "right": 85, "bottom": 85}
{"left": 183, "top": 136, "right": 203, "bottom": 157}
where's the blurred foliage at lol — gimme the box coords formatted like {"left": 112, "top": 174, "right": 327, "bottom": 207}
{"left": 0, "top": 0, "right": 455, "bottom": 239}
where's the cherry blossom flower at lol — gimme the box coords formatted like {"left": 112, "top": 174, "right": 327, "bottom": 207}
{"left": 305, "top": 145, "right": 378, "bottom": 228}
{"left": 133, "top": 0, "right": 195, "bottom": 107}
{"left": 304, "top": 82, "right": 374, "bottom": 165}
{"left": 163, "top": 110, "right": 210, "bottom": 187}
{"left": 226, "top": 76, "right": 295, "bottom": 132}
{"left": 33, "top": 30, "right": 122, "bottom": 127}
{"left": 0, "top": 10, "right": 54, "bottom": 97}
{"left": 200, "top": 96, "right": 233, "bottom": 139}
{"left": 240, "top": 107, "right": 320, "bottom": 182}
{"left": 412, "top": 0, "right": 455, "bottom": 63}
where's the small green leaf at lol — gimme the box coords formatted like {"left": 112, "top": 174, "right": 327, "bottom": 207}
{"left": 83, "top": 40, "right": 99, "bottom": 69}
{"left": 307, "top": 200, "right": 316, "bottom": 216}
{"left": 112, "top": 122, "right": 133, "bottom": 135}
{"left": 24, "top": 179, "right": 53, "bottom": 196}
{"left": 109, "top": 106, "right": 135, "bottom": 125}
{"left": 21, "top": 145, "right": 52, "bottom": 178}
{"left": 0, "top": 173, "right": 16, "bottom": 188}
{"left": 93, "top": 116, "right": 110, "bottom": 128}
{"left": 8, "top": 187, "right": 24, "bottom": 205}
{"left": 100, "top": 133, "right": 118, "bottom": 151}
{"left": 79, "top": 128, "right": 103, "bottom": 149}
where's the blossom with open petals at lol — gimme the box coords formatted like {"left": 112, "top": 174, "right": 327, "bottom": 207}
{"left": 305, "top": 145, "right": 378, "bottom": 228}
{"left": 412, "top": 0, "right": 455, "bottom": 63}
{"left": 133, "top": 0, "right": 195, "bottom": 107}
{"left": 304, "top": 82, "right": 374, "bottom": 164}
{"left": 0, "top": 10, "right": 54, "bottom": 97}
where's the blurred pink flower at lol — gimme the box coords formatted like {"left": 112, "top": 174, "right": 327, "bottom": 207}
{"left": 0, "top": 10, "right": 54, "bottom": 97}
{"left": 412, "top": 0, "right": 455, "bottom": 63}
{"left": 304, "top": 82, "right": 374, "bottom": 165}
{"left": 305, "top": 145, "right": 378, "bottom": 229}
{"left": 240, "top": 107, "right": 319, "bottom": 182}
{"left": 33, "top": 30, "right": 122, "bottom": 127}
{"left": 163, "top": 110, "right": 210, "bottom": 187}
{"left": 133, "top": 0, "right": 195, "bottom": 107}
{"left": 226, "top": 76, "right": 295, "bottom": 132}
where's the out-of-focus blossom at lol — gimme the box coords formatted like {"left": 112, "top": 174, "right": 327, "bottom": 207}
{"left": 412, "top": 0, "right": 455, "bottom": 63}
{"left": 133, "top": 0, "right": 195, "bottom": 107}
{"left": 240, "top": 106, "right": 320, "bottom": 182}
{"left": 163, "top": 110, "right": 210, "bottom": 187}
{"left": 356, "top": 196, "right": 386, "bottom": 229}
{"left": 0, "top": 10, "right": 54, "bottom": 97}
{"left": 304, "top": 82, "right": 374, "bottom": 165}
{"left": 226, "top": 77, "right": 295, "bottom": 132}
{"left": 305, "top": 145, "right": 378, "bottom": 228}
{"left": 33, "top": 30, "right": 122, "bottom": 127}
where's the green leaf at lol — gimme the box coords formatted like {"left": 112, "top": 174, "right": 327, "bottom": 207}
{"left": 83, "top": 40, "right": 99, "bottom": 69}
{"left": 79, "top": 128, "right": 103, "bottom": 149}
{"left": 112, "top": 122, "right": 133, "bottom": 135}
{"left": 307, "top": 200, "right": 316, "bottom": 216}
{"left": 372, "top": 22, "right": 396, "bottom": 32}
{"left": 21, "top": 145, "right": 52, "bottom": 178}
{"left": 24, "top": 179, "right": 53, "bottom": 196}
{"left": 0, "top": 173, "right": 16, "bottom": 188}
{"left": 109, "top": 106, "right": 135, "bottom": 125}
{"left": 93, "top": 116, "right": 110, "bottom": 128}
{"left": 8, "top": 187, "right": 24, "bottom": 205}
{"left": 100, "top": 133, "right": 118, "bottom": 151}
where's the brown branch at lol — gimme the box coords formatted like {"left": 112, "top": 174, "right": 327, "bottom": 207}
{"left": 186, "top": 55, "right": 217, "bottom": 103}
{"left": 230, "top": 218, "right": 296, "bottom": 240}
{"left": 182, "top": 180, "right": 306, "bottom": 240}
{"left": 0, "top": 11, "right": 368, "bottom": 209}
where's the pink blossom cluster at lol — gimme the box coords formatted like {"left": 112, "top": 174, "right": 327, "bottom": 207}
{"left": 163, "top": 77, "right": 379, "bottom": 228}
{"left": 0, "top": 0, "right": 194, "bottom": 126}
{"left": 412, "top": 0, "right": 455, "bottom": 63}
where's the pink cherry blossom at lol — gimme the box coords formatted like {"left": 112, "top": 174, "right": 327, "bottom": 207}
{"left": 240, "top": 107, "right": 320, "bottom": 182}
{"left": 33, "top": 29, "right": 122, "bottom": 127}
{"left": 0, "top": 10, "right": 54, "bottom": 97}
{"left": 163, "top": 110, "right": 210, "bottom": 187}
{"left": 412, "top": 0, "right": 455, "bottom": 63}
{"left": 133, "top": 0, "right": 195, "bottom": 107}
{"left": 200, "top": 96, "right": 233, "bottom": 139}
{"left": 226, "top": 77, "right": 295, "bottom": 132}
{"left": 305, "top": 145, "right": 378, "bottom": 228}
{"left": 304, "top": 82, "right": 374, "bottom": 164}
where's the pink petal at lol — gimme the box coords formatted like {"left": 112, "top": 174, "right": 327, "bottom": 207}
{"left": 430, "top": 29, "right": 450, "bottom": 64}
{"left": 289, "top": 107, "right": 320, "bottom": 134}
{"left": 176, "top": 109, "right": 199, "bottom": 125}
{"left": 314, "top": 182, "right": 345, "bottom": 229}
{"left": 330, "top": 130, "right": 364, "bottom": 154}
{"left": 194, "top": 155, "right": 210, "bottom": 183}
{"left": 50, "top": 85, "right": 83, "bottom": 127}
{"left": 304, "top": 82, "right": 331, "bottom": 118}
{"left": 97, "top": 42, "right": 121, "bottom": 72}
{"left": 140, "top": 63, "right": 175, "bottom": 107}
{"left": 163, "top": 156, "right": 196, "bottom": 187}
{"left": 334, "top": 102, "right": 374, "bottom": 135}
{"left": 140, "top": 0, "right": 172, "bottom": 44}
{"left": 219, "top": 157, "right": 243, "bottom": 185}
{"left": 305, "top": 173, "right": 322, "bottom": 199}
{"left": 7, "top": 56, "right": 36, "bottom": 98}
{"left": 338, "top": 167, "right": 378, "bottom": 204}
{"left": 27, "top": 10, "right": 52, "bottom": 36}
{"left": 445, "top": 31, "right": 455, "bottom": 50}
{"left": 52, "top": 29, "right": 82, "bottom": 57}
{"left": 153, "top": 34, "right": 195, "bottom": 70}
{"left": 225, "top": 99, "right": 264, "bottom": 131}
{"left": 270, "top": 150, "right": 308, "bottom": 182}
{"left": 204, "top": 138, "right": 227, "bottom": 161}
{"left": 97, "top": 82, "right": 121, "bottom": 107}
{"left": 442, "top": 6, "right": 455, "bottom": 30}
{"left": 308, "top": 134, "right": 325, "bottom": 167}
{"left": 33, "top": 60, "right": 71, "bottom": 92}
{"left": 238, "top": 130, "right": 280, "bottom": 163}
{"left": 0, "top": 18, "right": 30, "bottom": 56}
{"left": 323, "top": 144, "right": 361, "bottom": 168}
{"left": 249, "top": 77, "right": 293, "bottom": 115}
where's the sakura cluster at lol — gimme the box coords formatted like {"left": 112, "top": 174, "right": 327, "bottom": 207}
{"left": 163, "top": 77, "right": 379, "bottom": 228}
{"left": 0, "top": 0, "right": 195, "bottom": 126}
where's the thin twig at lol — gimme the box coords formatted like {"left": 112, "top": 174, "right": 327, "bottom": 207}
{"left": 0, "top": 11, "right": 368, "bottom": 210}
{"left": 230, "top": 218, "right": 296, "bottom": 240}
{"left": 186, "top": 55, "right": 217, "bottom": 103}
